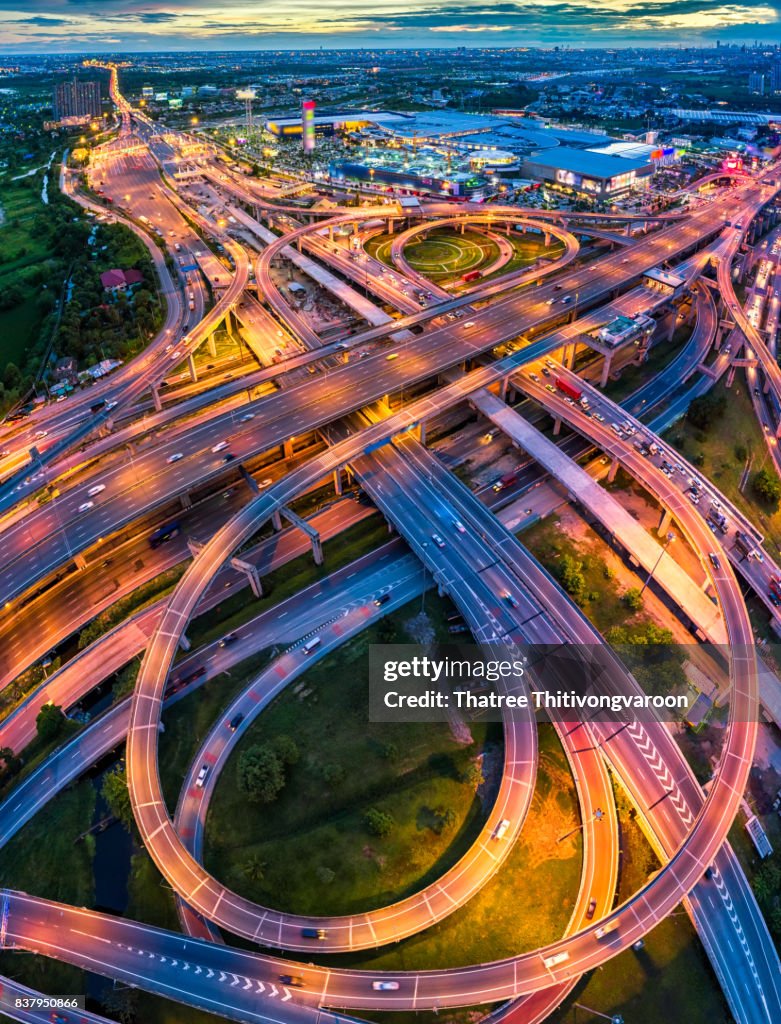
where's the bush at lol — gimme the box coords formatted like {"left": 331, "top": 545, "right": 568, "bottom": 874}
{"left": 102, "top": 765, "right": 134, "bottom": 831}
{"left": 35, "top": 702, "right": 65, "bottom": 742}
{"left": 687, "top": 391, "right": 726, "bottom": 430}
{"left": 271, "top": 734, "right": 299, "bottom": 766}
{"left": 622, "top": 587, "right": 644, "bottom": 612}
{"left": 321, "top": 762, "right": 345, "bottom": 786}
{"left": 364, "top": 807, "right": 395, "bottom": 837}
{"left": 752, "top": 467, "right": 781, "bottom": 507}
{"left": 237, "top": 745, "right": 285, "bottom": 803}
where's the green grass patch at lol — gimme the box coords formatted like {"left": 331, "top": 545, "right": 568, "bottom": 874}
{"left": 310, "top": 723, "right": 581, "bottom": 972}
{"left": 204, "top": 596, "right": 489, "bottom": 916}
{"left": 0, "top": 780, "right": 95, "bottom": 1003}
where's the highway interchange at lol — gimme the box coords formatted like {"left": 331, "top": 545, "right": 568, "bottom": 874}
{"left": 1, "top": 63, "right": 781, "bottom": 1024}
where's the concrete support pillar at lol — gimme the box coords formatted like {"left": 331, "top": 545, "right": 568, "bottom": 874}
{"left": 150, "top": 383, "right": 162, "bottom": 412}
{"left": 387, "top": 218, "right": 394, "bottom": 235}
{"left": 544, "top": 232, "right": 551, "bottom": 247}
{"left": 73, "top": 553, "right": 88, "bottom": 571}
{"left": 179, "top": 633, "right": 191, "bottom": 652}
{"left": 333, "top": 468, "right": 343, "bottom": 495}
{"left": 296, "top": 237, "right": 302, "bottom": 252}
{"left": 207, "top": 334, "right": 217, "bottom": 358}
{"left": 461, "top": 222, "right": 465, "bottom": 235}
{"left": 272, "top": 509, "right": 282, "bottom": 531}
{"left": 658, "top": 508, "right": 673, "bottom": 537}
{"left": 180, "top": 492, "right": 192, "bottom": 510}
{"left": 328, "top": 225, "right": 334, "bottom": 241}
{"left": 419, "top": 420, "right": 427, "bottom": 447}
{"left": 187, "top": 352, "right": 198, "bottom": 383}
{"left": 311, "top": 535, "right": 324, "bottom": 566}
{"left": 606, "top": 458, "right": 619, "bottom": 483}
{"left": 282, "top": 439, "right": 294, "bottom": 459}
{"left": 599, "top": 353, "right": 613, "bottom": 388}
{"left": 233, "top": 558, "right": 263, "bottom": 597}
{"left": 667, "top": 313, "right": 677, "bottom": 342}
{"left": 625, "top": 221, "right": 633, "bottom": 237}
{"left": 499, "top": 376, "right": 509, "bottom": 401}
{"left": 553, "top": 417, "right": 562, "bottom": 436}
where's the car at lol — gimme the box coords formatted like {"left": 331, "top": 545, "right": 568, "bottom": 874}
{"left": 35, "top": 430, "right": 48, "bottom": 440}
{"left": 586, "top": 898, "right": 597, "bottom": 919}
{"left": 50, "top": 1015, "right": 69, "bottom": 1024}
{"left": 195, "top": 764, "right": 209, "bottom": 788}
{"left": 529, "top": 372, "right": 540, "bottom": 382}
{"left": 240, "top": 413, "right": 255, "bottom": 421}
{"left": 503, "top": 592, "right": 519, "bottom": 608}
{"left": 106, "top": 400, "right": 118, "bottom": 411}
{"left": 211, "top": 441, "right": 229, "bottom": 453}
{"left": 78, "top": 501, "right": 94, "bottom": 512}
{"left": 754, "top": 387, "right": 761, "bottom": 397}
{"left": 219, "top": 634, "right": 238, "bottom": 648}
{"left": 223, "top": 453, "right": 236, "bottom": 463}
{"left": 372, "top": 982, "right": 400, "bottom": 991}
{"left": 279, "top": 975, "right": 305, "bottom": 987}
{"left": 301, "top": 927, "right": 327, "bottom": 939}
{"left": 259, "top": 478, "right": 273, "bottom": 488}
{"left": 87, "top": 484, "right": 106, "bottom": 497}
{"left": 709, "top": 552, "right": 721, "bottom": 570}
{"left": 386, "top": 352, "right": 399, "bottom": 361}
{"left": 453, "top": 519, "right": 466, "bottom": 533}
{"left": 541, "top": 367, "right": 552, "bottom": 377}
{"left": 167, "top": 452, "right": 184, "bottom": 463}
{"left": 431, "top": 533, "right": 446, "bottom": 548}
{"left": 228, "top": 713, "right": 244, "bottom": 731}
{"left": 553, "top": 284, "right": 563, "bottom": 291}
{"left": 374, "top": 593, "right": 391, "bottom": 606}
{"left": 545, "top": 384, "right": 556, "bottom": 393}
{"left": 462, "top": 321, "right": 475, "bottom": 328}
{"left": 169, "top": 350, "right": 181, "bottom": 360}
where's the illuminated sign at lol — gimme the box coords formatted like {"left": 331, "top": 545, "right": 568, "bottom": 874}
{"left": 302, "top": 99, "right": 316, "bottom": 152}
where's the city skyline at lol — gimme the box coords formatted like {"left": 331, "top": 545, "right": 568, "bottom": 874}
{"left": 1, "top": 0, "right": 781, "bottom": 52}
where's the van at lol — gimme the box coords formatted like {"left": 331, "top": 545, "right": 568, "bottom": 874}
{"left": 543, "top": 951, "right": 570, "bottom": 969}
{"left": 301, "top": 927, "right": 326, "bottom": 940}
{"left": 195, "top": 765, "right": 209, "bottom": 788}
{"left": 303, "top": 637, "right": 321, "bottom": 655}
{"left": 493, "top": 818, "right": 511, "bottom": 839}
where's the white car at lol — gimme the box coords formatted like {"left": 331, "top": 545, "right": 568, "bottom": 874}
{"left": 431, "top": 533, "right": 446, "bottom": 548}
{"left": 211, "top": 441, "right": 229, "bottom": 453}
{"left": 167, "top": 452, "right": 184, "bottom": 464}
{"left": 87, "top": 484, "right": 106, "bottom": 497}
{"left": 78, "top": 501, "right": 94, "bottom": 513}
{"left": 169, "top": 350, "right": 181, "bottom": 360}
{"left": 372, "top": 982, "right": 400, "bottom": 992}
{"left": 462, "top": 321, "right": 475, "bottom": 329}
{"left": 35, "top": 430, "right": 48, "bottom": 440}
{"left": 259, "top": 478, "right": 273, "bottom": 488}
{"left": 240, "top": 413, "right": 255, "bottom": 421}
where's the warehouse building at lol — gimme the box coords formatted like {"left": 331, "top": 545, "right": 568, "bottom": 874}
{"left": 522, "top": 147, "right": 654, "bottom": 197}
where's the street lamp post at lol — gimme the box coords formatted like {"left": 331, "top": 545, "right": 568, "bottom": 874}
{"left": 640, "top": 530, "right": 675, "bottom": 596}
{"left": 574, "top": 1004, "right": 624, "bottom": 1024}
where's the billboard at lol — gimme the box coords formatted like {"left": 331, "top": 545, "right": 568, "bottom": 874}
{"left": 302, "top": 99, "right": 316, "bottom": 152}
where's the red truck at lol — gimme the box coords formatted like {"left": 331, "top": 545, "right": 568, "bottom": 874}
{"left": 462, "top": 269, "right": 482, "bottom": 283}
{"left": 554, "top": 376, "right": 582, "bottom": 401}
{"left": 493, "top": 470, "right": 519, "bottom": 493}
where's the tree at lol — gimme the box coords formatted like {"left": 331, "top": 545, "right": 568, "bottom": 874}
{"left": 687, "top": 391, "right": 726, "bottom": 430}
{"left": 316, "top": 866, "right": 336, "bottom": 885}
{"left": 752, "top": 467, "right": 781, "bottom": 507}
{"left": 242, "top": 853, "right": 267, "bottom": 882}
{"left": 460, "top": 760, "right": 484, "bottom": 788}
{"left": 377, "top": 618, "right": 398, "bottom": 644}
{"left": 321, "top": 762, "right": 345, "bottom": 786}
{"left": 622, "top": 587, "right": 644, "bottom": 612}
{"left": 102, "top": 765, "right": 134, "bottom": 831}
{"left": 271, "top": 734, "right": 299, "bottom": 766}
{"left": 556, "top": 554, "right": 586, "bottom": 601}
{"left": 364, "top": 807, "right": 395, "bottom": 837}
{"left": 36, "top": 702, "right": 65, "bottom": 743}
{"left": 0, "top": 746, "right": 21, "bottom": 785}
{"left": 237, "top": 744, "right": 285, "bottom": 803}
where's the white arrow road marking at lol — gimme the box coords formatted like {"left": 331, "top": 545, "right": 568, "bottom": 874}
{"left": 243, "top": 978, "right": 253, "bottom": 991}
{"left": 206, "top": 968, "right": 214, "bottom": 978}
{"left": 194, "top": 966, "right": 202, "bottom": 975}
{"left": 219, "top": 972, "right": 226, "bottom": 982}
{"left": 256, "top": 981, "right": 265, "bottom": 994}
{"left": 230, "top": 974, "right": 241, "bottom": 987}
{"left": 282, "top": 988, "right": 292, "bottom": 1001}
{"left": 269, "top": 984, "right": 278, "bottom": 998}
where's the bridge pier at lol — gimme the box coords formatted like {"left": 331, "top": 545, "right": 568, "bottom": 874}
{"left": 606, "top": 458, "right": 619, "bottom": 483}
{"left": 180, "top": 492, "right": 193, "bottom": 510}
{"left": 280, "top": 506, "right": 324, "bottom": 565}
{"left": 271, "top": 509, "right": 282, "bottom": 531}
{"left": 188, "top": 538, "right": 264, "bottom": 597}
{"left": 150, "top": 383, "right": 162, "bottom": 413}
{"left": 333, "top": 467, "right": 343, "bottom": 495}
{"left": 187, "top": 352, "right": 198, "bottom": 383}
{"left": 658, "top": 508, "right": 673, "bottom": 536}
{"left": 553, "top": 417, "right": 562, "bottom": 436}
{"left": 600, "top": 353, "right": 613, "bottom": 388}
{"left": 282, "top": 439, "right": 294, "bottom": 459}
{"left": 207, "top": 334, "right": 217, "bottom": 358}
{"left": 73, "top": 553, "right": 88, "bottom": 571}
{"left": 418, "top": 420, "right": 427, "bottom": 447}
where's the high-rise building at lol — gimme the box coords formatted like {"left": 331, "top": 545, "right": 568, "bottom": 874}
{"left": 302, "top": 99, "right": 316, "bottom": 152}
{"left": 53, "top": 78, "right": 102, "bottom": 121}
{"left": 771, "top": 63, "right": 781, "bottom": 94}
{"left": 748, "top": 71, "right": 766, "bottom": 95}
{"left": 142, "top": 85, "right": 154, "bottom": 99}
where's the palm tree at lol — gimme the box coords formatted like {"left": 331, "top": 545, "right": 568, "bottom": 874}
{"left": 242, "top": 853, "right": 267, "bottom": 883}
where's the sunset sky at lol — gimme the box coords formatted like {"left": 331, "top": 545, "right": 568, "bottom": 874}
{"left": 1, "top": 0, "right": 779, "bottom": 52}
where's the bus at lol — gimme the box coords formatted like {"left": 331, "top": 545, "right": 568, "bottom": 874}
{"left": 462, "top": 269, "right": 482, "bottom": 283}
{"left": 149, "top": 520, "right": 181, "bottom": 549}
